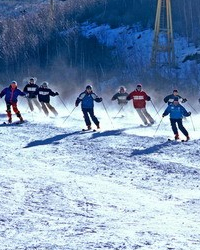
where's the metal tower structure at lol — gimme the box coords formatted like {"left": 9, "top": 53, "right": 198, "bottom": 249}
{"left": 151, "top": 0, "right": 175, "bottom": 67}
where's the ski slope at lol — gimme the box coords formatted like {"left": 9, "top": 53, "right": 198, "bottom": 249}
{"left": 0, "top": 100, "right": 200, "bottom": 250}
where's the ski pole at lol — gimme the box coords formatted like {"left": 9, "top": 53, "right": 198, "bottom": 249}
{"left": 189, "top": 115, "right": 195, "bottom": 131}
{"left": 101, "top": 101, "right": 114, "bottom": 128}
{"left": 153, "top": 117, "right": 163, "bottom": 137}
{"left": 153, "top": 103, "right": 165, "bottom": 120}
{"left": 187, "top": 102, "right": 198, "bottom": 114}
{"left": 150, "top": 100, "right": 161, "bottom": 118}
{"left": 113, "top": 105, "right": 124, "bottom": 119}
{"left": 63, "top": 106, "right": 76, "bottom": 124}
{"left": 58, "top": 96, "right": 70, "bottom": 113}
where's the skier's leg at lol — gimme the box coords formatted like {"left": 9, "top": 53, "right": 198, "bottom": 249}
{"left": 46, "top": 103, "right": 58, "bottom": 116}
{"left": 142, "top": 108, "right": 155, "bottom": 124}
{"left": 170, "top": 118, "right": 179, "bottom": 138}
{"left": 135, "top": 108, "right": 148, "bottom": 124}
{"left": 82, "top": 108, "right": 91, "bottom": 128}
{"left": 88, "top": 108, "right": 99, "bottom": 127}
{"left": 27, "top": 98, "right": 34, "bottom": 111}
{"left": 6, "top": 103, "right": 12, "bottom": 123}
{"left": 12, "top": 103, "right": 23, "bottom": 122}
{"left": 41, "top": 102, "right": 49, "bottom": 116}
{"left": 177, "top": 119, "right": 189, "bottom": 136}
{"left": 32, "top": 98, "right": 42, "bottom": 111}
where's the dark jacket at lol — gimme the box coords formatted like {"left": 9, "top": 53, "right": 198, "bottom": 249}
{"left": 75, "top": 91, "right": 102, "bottom": 109}
{"left": 163, "top": 103, "right": 191, "bottom": 119}
{"left": 111, "top": 92, "right": 128, "bottom": 105}
{"left": 35, "top": 87, "right": 58, "bottom": 103}
{"left": 0, "top": 86, "right": 25, "bottom": 103}
{"left": 164, "top": 94, "right": 183, "bottom": 105}
{"left": 23, "top": 83, "right": 40, "bottom": 98}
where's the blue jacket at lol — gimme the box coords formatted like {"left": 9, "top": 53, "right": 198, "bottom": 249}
{"left": 76, "top": 91, "right": 102, "bottom": 109}
{"left": 163, "top": 103, "right": 190, "bottom": 119}
{"left": 0, "top": 86, "right": 25, "bottom": 103}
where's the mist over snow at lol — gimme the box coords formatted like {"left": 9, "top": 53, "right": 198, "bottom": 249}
{"left": 0, "top": 96, "right": 200, "bottom": 250}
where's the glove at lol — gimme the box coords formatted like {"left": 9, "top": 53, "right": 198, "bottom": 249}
{"left": 182, "top": 98, "right": 187, "bottom": 103}
{"left": 95, "top": 97, "right": 102, "bottom": 103}
{"left": 75, "top": 100, "right": 79, "bottom": 107}
{"left": 146, "top": 96, "right": 151, "bottom": 101}
{"left": 188, "top": 111, "right": 191, "bottom": 116}
{"left": 162, "top": 114, "right": 165, "bottom": 118}
{"left": 55, "top": 92, "right": 59, "bottom": 96}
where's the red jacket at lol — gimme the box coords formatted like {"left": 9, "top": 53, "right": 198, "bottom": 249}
{"left": 127, "top": 89, "right": 150, "bottom": 108}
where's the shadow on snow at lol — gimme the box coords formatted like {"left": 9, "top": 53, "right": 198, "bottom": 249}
{"left": 130, "top": 140, "right": 176, "bottom": 156}
{"left": 90, "top": 129, "right": 126, "bottom": 139}
{"left": 24, "top": 131, "right": 80, "bottom": 148}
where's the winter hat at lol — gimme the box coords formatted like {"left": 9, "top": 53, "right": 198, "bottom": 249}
{"left": 174, "top": 97, "right": 179, "bottom": 101}
{"left": 86, "top": 85, "right": 92, "bottom": 90}
{"left": 42, "top": 82, "right": 48, "bottom": 87}
{"left": 137, "top": 84, "right": 142, "bottom": 88}
{"left": 11, "top": 81, "right": 17, "bottom": 87}
{"left": 119, "top": 86, "right": 126, "bottom": 92}
{"left": 29, "top": 77, "right": 35, "bottom": 83}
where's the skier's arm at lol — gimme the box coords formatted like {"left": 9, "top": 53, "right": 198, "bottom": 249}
{"left": 91, "top": 93, "right": 102, "bottom": 102}
{"left": 49, "top": 89, "right": 59, "bottom": 96}
{"left": 126, "top": 92, "right": 133, "bottom": 101}
{"left": 182, "top": 106, "right": 191, "bottom": 117}
{"left": 162, "top": 106, "right": 170, "bottom": 117}
{"left": 163, "top": 95, "right": 170, "bottom": 103}
{"left": 111, "top": 93, "right": 118, "bottom": 101}
{"left": 75, "top": 98, "right": 81, "bottom": 107}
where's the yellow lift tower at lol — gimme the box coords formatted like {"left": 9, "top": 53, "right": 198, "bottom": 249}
{"left": 151, "top": 0, "right": 175, "bottom": 67}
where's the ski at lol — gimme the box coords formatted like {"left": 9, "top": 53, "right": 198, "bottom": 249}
{"left": 167, "top": 138, "right": 188, "bottom": 142}
{"left": 81, "top": 128, "right": 96, "bottom": 132}
{"left": 1, "top": 120, "right": 27, "bottom": 126}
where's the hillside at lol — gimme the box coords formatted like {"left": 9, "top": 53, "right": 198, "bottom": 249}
{"left": 0, "top": 0, "right": 200, "bottom": 91}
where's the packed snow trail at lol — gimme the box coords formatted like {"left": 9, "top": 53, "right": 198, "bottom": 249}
{"left": 0, "top": 106, "right": 200, "bottom": 250}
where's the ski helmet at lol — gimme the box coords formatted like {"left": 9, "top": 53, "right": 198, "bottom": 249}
{"left": 29, "top": 77, "right": 35, "bottom": 83}
{"left": 86, "top": 85, "right": 92, "bottom": 90}
{"left": 11, "top": 81, "right": 17, "bottom": 87}
{"left": 119, "top": 86, "right": 126, "bottom": 92}
{"left": 137, "top": 83, "right": 142, "bottom": 88}
{"left": 42, "top": 82, "right": 48, "bottom": 87}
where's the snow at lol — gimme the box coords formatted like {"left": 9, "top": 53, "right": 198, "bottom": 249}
{"left": 0, "top": 97, "right": 200, "bottom": 250}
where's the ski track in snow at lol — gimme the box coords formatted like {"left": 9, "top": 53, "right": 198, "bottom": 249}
{"left": 0, "top": 103, "right": 200, "bottom": 250}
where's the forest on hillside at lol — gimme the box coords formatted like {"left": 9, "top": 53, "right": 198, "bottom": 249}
{"left": 0, "top": 0, "right": 200, "bottom": 91}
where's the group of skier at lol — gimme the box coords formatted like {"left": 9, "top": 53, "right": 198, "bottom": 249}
{"left": 111, "top": 85, "right": 191, "bottom": 141}
{"left": 0, "top": 78, "right": 59, "bottom": 123}
{"left": 0, "top": 79, "right": 193, "bottom": 141}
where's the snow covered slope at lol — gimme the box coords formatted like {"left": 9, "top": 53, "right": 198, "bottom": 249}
{"left": 0, "top": 100, "right": 200, "bottom": 249}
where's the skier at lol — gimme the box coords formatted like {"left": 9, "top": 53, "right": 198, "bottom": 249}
{"left": 75, "top": 85, "right": 102, "bottom": 130}
{"left": 164, "top": 89, "right": 187, "bottom": 105}
{"left": 162, "top": 97, "right": 191, "bottom": 141}
{"left": 34, "top": 81, "right": 59, "bottom": 116}
{"left": 23, "top": 77, "right": 42, "bottom": 112}
{"left": 111, "top": 86, "right": 129, "bottom": 105}
{"left": 0, "top": 81, "right": 25, "bottom": 123}
{"left": 126, "top": 83, "right": 154, "bottom": 125}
